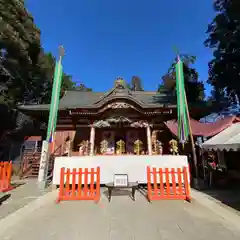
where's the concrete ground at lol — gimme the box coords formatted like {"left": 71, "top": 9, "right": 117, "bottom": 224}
{"left": 0, "top": 179, "right": 51, "bottom": 220}
{"left": 1, "top": 189, "right": 240, "bottom": 240}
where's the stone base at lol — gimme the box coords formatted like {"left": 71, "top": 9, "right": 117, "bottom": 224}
{"left": 191, "top": 177, "right": 204, "bottom": 189}
{"left": 37, "top": 181, "right": 47, "bottom": 190}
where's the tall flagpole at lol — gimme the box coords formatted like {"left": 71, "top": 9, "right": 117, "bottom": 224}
{"left": 46, "top": 46, "right": 64, "bottom": 142}
{"left": 183, "top": 78, "right": 199, "bottom": 184}
{"left": 174, "top": 48, "right": 199, "bottom": 186}
{"left": 38, "top": 46, "right": 64, "bottom": 189}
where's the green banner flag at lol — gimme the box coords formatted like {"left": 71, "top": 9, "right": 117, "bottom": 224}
{"left": 46, "top": 59, "right": 63, "bottom": 142}
{"left": 175, "top": 57, "right": 189, "bottom": 144}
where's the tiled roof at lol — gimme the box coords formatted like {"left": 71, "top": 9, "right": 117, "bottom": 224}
{"left": 18, "top": 87, "right": 176, "bottom": 111}
{"left": 200, "top": 104, "right": 240, "bottom": 123}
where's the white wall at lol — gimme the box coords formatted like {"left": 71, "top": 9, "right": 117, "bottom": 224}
{"left": 53, "top": 155, "right": 189, "bottom": 185}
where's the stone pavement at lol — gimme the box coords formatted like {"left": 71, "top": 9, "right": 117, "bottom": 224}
{"left": 0, "top": 179, "right": 50, "bottom": 220}
{"left": 1, "top": 189, "right": 240, "bottom": 240}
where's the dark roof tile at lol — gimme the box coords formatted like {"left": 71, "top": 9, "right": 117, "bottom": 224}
{"left": 18, "top": 88, "right": 176, "bottom": 111}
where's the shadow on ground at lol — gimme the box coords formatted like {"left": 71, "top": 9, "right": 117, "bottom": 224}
{"left": 0, "top": 194, "right": 11, "bottom": 206}
{"left": 103, "top": 189, "right": 135, "bottom": 201}
{"left": 102, "top": 185, "right": 149, "bottom": 202}
{"left": 12, "top": 182, "right": 25, "bottom": 189}
{"left": 194, "top": 184, "right": 240, "bottom": 214}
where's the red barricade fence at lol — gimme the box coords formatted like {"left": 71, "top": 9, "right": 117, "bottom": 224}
{"left": 56, "top": 167, "right": 100, "bottom": 203}
{"left": 147, "top": 166, "right": 191, "bottom": 202}
{"left": 0, "top": 161, "right": 13, "bottom": 192}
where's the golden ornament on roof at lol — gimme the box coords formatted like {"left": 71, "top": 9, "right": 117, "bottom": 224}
{"left": 114, "top": 76, "right": 126, "bottom": 88}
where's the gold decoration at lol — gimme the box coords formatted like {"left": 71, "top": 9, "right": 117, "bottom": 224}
{"left": 152, "top": 131, "right": 157, "bottom": 154}
{"left": 79, "top": 140, "right": 90, "bottom": 155}
{"left": 100, "top": 140, "right": 108, "bottom": 154}
{"left": 156, "top": 140, "right": 163, "bottom": 155}
{"left": 134, "top": 139, "right": 143, "bottom": 155}
{"left": 151, "top": 130, "right": 163, "bottom": 154}
{"left": 169, "top": 139, "right": 178, "bottom": 155}
{"left": 114, "top": 77, "right": 126, "bottom": 88}
{"left": 116, "top": 140, "right": 125, "bottom": 155}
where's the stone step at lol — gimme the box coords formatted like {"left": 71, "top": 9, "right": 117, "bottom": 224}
{"left": 21, "top": 152, "right": 53, "bottom": 178}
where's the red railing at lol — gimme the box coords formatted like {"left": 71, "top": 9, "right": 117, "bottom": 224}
{"left": 147, "top": 166, "right": 191, "bottom": 202}
{"left": 56, "top": 167, "right": 100, "bottom": 203}
{"left": 0, "top": 161, "right": 13, "bottom": 192}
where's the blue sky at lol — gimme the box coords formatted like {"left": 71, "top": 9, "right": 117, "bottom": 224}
{"left": 26, "top": 0, "right": 215, "bottom": 95}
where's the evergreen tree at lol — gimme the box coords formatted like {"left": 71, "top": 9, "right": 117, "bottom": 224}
{"left": 159, "top": 54, "right": 205, "bottom": 103}
{"left": 131, "top": 76, "right": 144, "bottom": 91}
{"left": 205, "top": 0, "right": 240, "bottom": 104}
{"left": 0, "top": 0, "right": 77, "bottom": 105}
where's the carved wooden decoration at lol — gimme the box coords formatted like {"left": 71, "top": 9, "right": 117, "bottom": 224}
{"left": 93, "top": 120, "right": 110, "bottom": 128}
{"left": 99, "top": 102, "right": 131, "bottom": 113}
{"left": 112, "top": 102, "right": 129, "bottom": 108}
{"left": 116, "top": 140, "right": 125, "bottom": 155}
{"left": 169, "top": 139, "right": 178, "bottom": 155}
{"left": 134, "top": 139, "right": 143, "bottom": 155}
{"left": 130, "top": 121, "right": 149, "bottom": 128}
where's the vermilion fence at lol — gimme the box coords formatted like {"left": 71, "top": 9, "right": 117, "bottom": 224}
{"left": 147, "top": 166, "right": 191, "bottom": 202}
{"left": 56, "top": 167, "right": 100, "bottom": 203}
{"left": 0, "top": 161, "right": 13, "bottom": 192}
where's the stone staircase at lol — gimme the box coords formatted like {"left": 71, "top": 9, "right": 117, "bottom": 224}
{"left": 21, "top": 150, "right": 54, "bottom": 179}
{"left": 20, "top": 137, "right": 69, "bottom": 179}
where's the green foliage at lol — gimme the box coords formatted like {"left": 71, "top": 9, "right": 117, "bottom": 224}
{"left": 0, "top": 0, "right": 41, "bottom": 105}
{"left": 75, "top": 83, "right": 92, "bottom": 92}
{"left": 36, "top": 52, "right": 76, "bottom": 103}
{"left": 205, "top": 0, "right": 240, "bottom": 104}
{"left": 159, "top": 54, "right": 205, "bottom": 103}
{"left": 0, "top": 0, "right": 78, "bottom": 106}
{"left": 131, "top": 76, "right": 144, "bottom": 91}
{"left": 126, "top": 83, "right": 131, "bottom": 90}
{"left": 0, "top": 0, "right": 81, "bottom": 150}
{"left": 125, "top": 76, "right": 144, "bottom": 91}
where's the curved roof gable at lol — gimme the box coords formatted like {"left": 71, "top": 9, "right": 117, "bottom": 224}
{"left": 17, "top": 88, "right": 176, "bottom": 111}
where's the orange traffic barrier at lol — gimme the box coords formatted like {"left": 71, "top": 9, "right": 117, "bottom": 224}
{"left": 0, "top": 161, "right": 13, "bottom": 192}
{"left": 147, "top": 166, "right": 191, "bottom": 202}
{"left": 56, "top": 167, "right": 100, "bottom": 203}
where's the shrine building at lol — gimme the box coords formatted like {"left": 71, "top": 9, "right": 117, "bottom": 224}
{"left": 18, "top": 77, "right": 205, "bottom": 158}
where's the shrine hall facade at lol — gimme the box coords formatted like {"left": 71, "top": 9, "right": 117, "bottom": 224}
{"left": 18, "top": 78, "right": 205, "bottom": 157}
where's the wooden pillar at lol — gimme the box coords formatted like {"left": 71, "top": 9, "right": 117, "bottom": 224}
{"left": 90, "top": 126, "right": 95, "bottom": 156}
{"left": 146, "top": 124, "right": 152, "bottom": 155}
